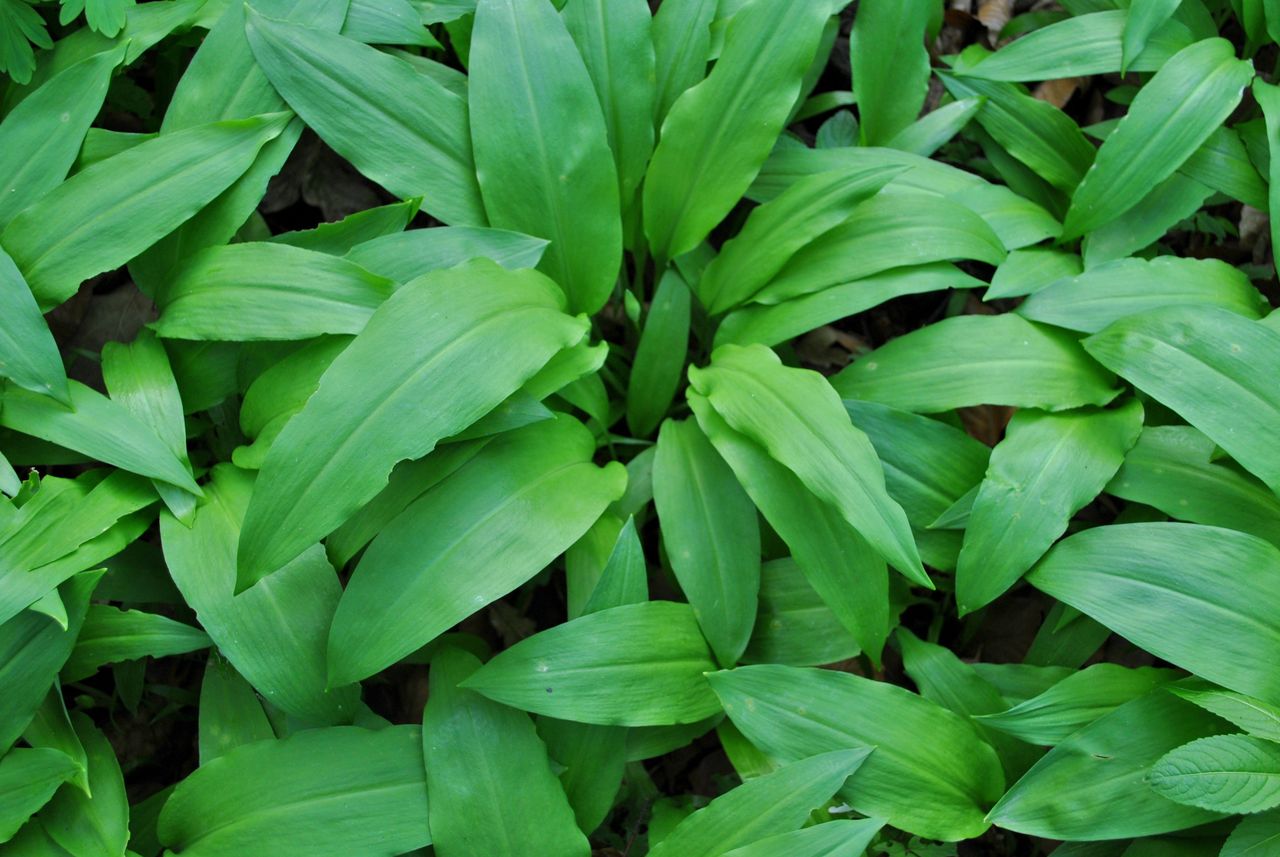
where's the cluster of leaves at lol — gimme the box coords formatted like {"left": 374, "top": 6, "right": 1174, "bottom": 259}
{"left": 4, "top": 0, "right": 1280, "bottom": 854}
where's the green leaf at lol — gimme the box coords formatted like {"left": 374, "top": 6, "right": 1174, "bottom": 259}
{"left": 627, "top": 269, "right": 692, "bottom": 436}
{"left": 63, "top": 604, "right": 210, "bottom": 681}
{"left": 709, "top": 664, "right": 1005, "bottom": 841}
{"left": 977, "top": 664, "right": 1179, "bottom": 745}
{"left": 21, "top": 689, "right": 88, "bottom": 795}
{"left": 885, "top": 97, "right": 984, "bottom": 157}
{"left": 989, "top": 688, "right": 1228, "bottom": 839}
{"left": 470, "top": 0, "right": 621, "bottom": 314}
{"left": 1150, "top": 735, "right": 1280, "bottom": 814}
{"left": 689, "top": 345, "right": 925, "bottom": 586}
{"left": 986, "top": 246, "right": 1082, "bottom": 300}
{"left": 326, "top": 416, "right": 625, "bottom": 685}
{"left": 956, "top": 402, "right": 1143, "bottom": 615}
{"left": 643, "top": 0, "right": 831, "bottom": 261}
{"left": 1106, "top": 426, "right": 1280, "bottom": 549}
{"left": 1084, "top": 306, "right": 1280, "bottom": 494}
{"left": 0, "top": 749, "right": 80, "bottom": 844}
{"left": 160, "top": 465, "right": 360, "bottom": 724}
{"left": 1062, "top": 38, "right": 1253, "bottom": 240}
{"left": 424, "top": 648, "right": 590, "bottom": 857}
{"left": 648, "top": 750, "right": 871, "bottom": 857}
{"left": 1223, "top": 808, "right": 1280, "bottom": 856}
{"left": 270, "top": 200, "right": 418, "bottom": 255}
{"left": 343, "top": 226, "right": 548, "bottom": 283}
{"left": 1171, "top": 683, "right": 1280, "bottom": 742}
{"left": 834, "top": 314, "right": 1119, "bottom": 413}
{"left": 741, "top": 558, "right": 859, "bottom": 668}
{"left": 1179, "top": 125, "right": 1268, "bottom": 211}
{"left": 719, "top": 819, "right": 886, "bottom": 857}
{"left": 0, "top": 382, "right": 199, "bottom": 496}
{"left": 654, "top": 418, "right": 760, "bottom": 666}
{"left": 1123, "top": 0, "right": 1183, "bottom": 73}
{"left": 958, "top": 10, "right": 1194, "bottom": 80}
{"left": 1254, "top": 80, "right": 1280, "bottom": 279}
{"left": 850, "top": 0, "right": 931, "bottom": 145}
{"left": 462, "top": 601, "right": 721, "bottom": 726}
{"left": 154, "top": 242, "right": 395, "bottom": 340}
{"left": 1028, "top": 523, "right": 1280, "bottom": 706}
{"left": 650, "top": 0, "right": 716, "bottom": 124}
{"left": 750, "top": 193, "right": 1006, "bottom": 306}
{"left": 158, "top": 726, "right": 431, "bottom": 856}
{"left": 0, "top": 248, "right": 68, "bottom": 404}
{"left": 40, "top": 713, "right": 128, "bottom": 857}
{"left": 0, "top": 46, "right": 120, "bottom": 229}
{"left": 1019, "top": 256, "right": 1267, "bottom": 333}
{"left": 245, "top": 10, "right": 484, "bottom": 226}
{"left": 697, "top": 165, "right": 902, "bottom": 315}
{"left": 236, "top": 259, "right": 586, "bottom": 585}
{"left": 198, "top": 655, "right": 274, "bottom": 766}
{"left": 0, "top": 113, "right": 289, "bottom": 310}
{"left": 342, "top": 0, "right": 439, "bottom": 46}
{"left": 561, "top": 0, "right": 655, "bottom": 213}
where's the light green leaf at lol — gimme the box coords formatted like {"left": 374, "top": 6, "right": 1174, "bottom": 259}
{"left": 1028, "top": 523, "right": 1280, "bottom": 706}
{"left": 650, "top": 0, "right": 716, "bottom": 124}
{"left": 741, "top": 558, "right": 859, "bottom": 667}
{"left": 342, "top": 0, "right": 439, "bottom": 46}
{"left": 885, "top": 97, "right": 984, "bottom": 157}
{"left": 0, "top": 113, "right": 289, "bottom": 310}
{"left": 424, "top": 648, "right": 589, "bottom": 857}
{"left": 956, "top": 402, "right": 1143, "bottom": 615}
{"left": 63, "top": 604, "right": 210, "bottom": 681}
{"left": 654, "top": 418, "right": 760, "bottom": 666}
{"left": 1223, "top": 808, "right": 1280, "bottom": 856}
{"left": 343, "top": 226, "right": 548, "bottom": 283}
{"left": 709, "top": 664, "right": 1005, "bottom": 841}
{"left": 720, "top": 819, "right": 884, "bottom": 857}
{"left": 158, "top": 726, "right": 431, "bottom": 856}
{"left": 1171, "top": 683, "right": 1280, "bottom": 743}
{"left": 198, "top": 655, "right": 274, "bottom": 766}
{"left": 0, "top": 248, "right": 68, "bottom": 404}
{"left": 269, "top": 200, "right": 418, "bottom": 255}
{"left": 1123, "top": 0, "right": 1183, "bottom": 73}
{"left": 648, "top": 750, "right": 871, "bottom": 857}
{"left": 0, "top": 749, "right": 80, "bottom": 844}
{"left": 627, "top": 269, "right": 692, "bottom": 436}
{"left": 1179, "top": 125, "right": 1268, "bottom": 210}
{"left": 470, "top": 0, "right": 621, "bottom": 313}
{"left": 246, "top": 11, "right": 485, "bottom": 226}
{"left": 326, "top": 416, "right": 626, "bottom": 685}
{"left": 237, "top": 259, "right": 586, "bottom": 585}
{"left": 850, "top": 0, "right": 931, "bottom": 145}
{"left": 1151, "top": 735, "right": 1280, "bottom": 814}
{"left": 986, "top": 246, "right": 1083, "bottom": 300}
{"left": 643, "top": 0, "right": 831, "bottom": 261}
{"left": 1062, "top": 38, "right": 1252, "bottom": 239}
{"left": 40, "top": 714, "right": 127, "bottom": 857}
{"left": 21, "top": 689, "right": 87, "bottom": 795}
{"left": 463, "top": 601, "right": 721, "bottom": 726}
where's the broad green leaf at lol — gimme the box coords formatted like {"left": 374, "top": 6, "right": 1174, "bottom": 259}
{"left": 753, "top": 145, "right": 1061, "bottom": 250}
{"left": 1019, "top": 257, "right": 1267, "bottom": 333}
{"left": 579, "top": 516, "right": 649, "bottom": 615}
{"left": 0, "top": 453, "right": 16, "bottom": 498}
{"left": 1171, "top": 684, "right": 1280, "bottom": 742}
{"left": 63, "top": 605, "right": 210, "bottom": 681}
{"left": 958, "top": 10, "right": 1194, "bottom": 80}
{"left": 741, "top": 558, "right": 858, "bottom": 667}
{"left": 40, "top": 714, "right": 127, "bottom": 857}
{"left": 654, "top": 418, "right": 760, "bottom": 666}
{"left": 237, "top": 260, "right": 586, "bottom": 585}
{"left": 0, "top": 113, "right": 289, "bottom": 310}
{"left": 158, "top": 726, "right": 431, "bottom": 856}
{"left": 1062, "top": 38, "right": 1252, "bottom": 239}
{"left": 562, "top": 0, "right": 655, "bottom": 213}
{"left": 650, "top": 0, "right": 716, "bottom": 124}
{"left": 161, "top": 465, "right": 360, "bottom": 724}
{"left": 1084, "top": 306, "right": 1280, "bottom": 494}
{"left": 710, "top": 665, "right": 1005, "bottom": 841}
{"left": 834, "top": 314, "right": 1119, "bottom": 413}
{"left": 343, "top": 226, "right": 548, "bottom": 283}
{"left": 1179, "top": 125, "right": 1267, "bottom": 211}
{"left": 470, "top": 0, "right": 621, "bottom": 313}
{"left": 342, "top": 0, "right": 438, "bottom": 46}
{"left": 643, "top": 0, "right": 831, "bottom": 261}
{"left": 690, "top": 395, "right": 891, "bottom": 661}
{"left": 977, "top": 664, "right": 1179, "bottom": 745}
{"left": 986, "top": 246, "right": 1083, "bottom": 300}
{"left": 424, "top": 648, "right": 590, "bottom": 857}
{"left": 1106, "top": 426, "right": 1280, "bottom": 549}
{"left": 0, "top": 248, "right": 68, "bottom": 404}
{"left": 885, "top": 97, "right": 984, "bottom": 156}
{"left": 690, "top": 345, "right": 925, "bottom": 585}
{"left": 0, "top": 750, "right": 78, "bottom": 847}
{"left": 956, "top": 402, "right": 1143, "bottom": 615}
{"left": 269, "top": 201, "right": 418, "bottom": 255}
{"left": 697, "top": 166, "right": 902, "bottom": 315}
{"left": 989, "top": 688, "right": 1228, "bottom": 839}
{"left": 245, "top": 11, "right": 485, "bottom": 226}
{"left": 0, "top": 46, "right": 120, "bottom": 229}
{"left": 715, "top": 263, "right": 980, "bottom": 350}
{"left": 463, "top": 601, "right": 721, "bottom": 726}
{"left": 326, "top": 416, "right": 626, "bottom": 685}
{"left": 720, "top": 820, "right": 884, "bottom": 857}
{"left": 648, "top": 750, "right": 871, "bottom": 857}
{"left": 0, "top": 382, "right": 199, "bottom": 495}
{"left": 750, "top": 193, "right": 1006, "bottom": 306}
{"left": 1123, "top": 0, "right": 1183, "bottom": 73}
{"left": 1028, "top": 523, "right": 1280, "bottom": 705}
{"left": 1223, "top": 808, "right": 1280, "bottom": 856}
{"left": 1151, "top": 735, "right": 1280, "bottom": 814}
{"left": 850, "top": 0, "right": 931, "bottom": 145}
{"left": 198, "top": 655, "right": 274, "bottom": 766}
{"left": 21, "top": 689, "right": 87, "bottom": 795}
{"left": 154, "top": 243, "right": 395, "bottom": 340}
{"left": 1081, "top": 170, "right": 1212, "bottom": 267}
{"left": 627, "top": 270, "right": 692, "bottom": 437}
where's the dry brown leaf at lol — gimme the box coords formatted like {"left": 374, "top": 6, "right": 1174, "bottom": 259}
{"left": 975, "top": 0, "right": 1013, "bottom": 35}
{"left": 1034, "top": 77, "right": 1082, "bottom": 108}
